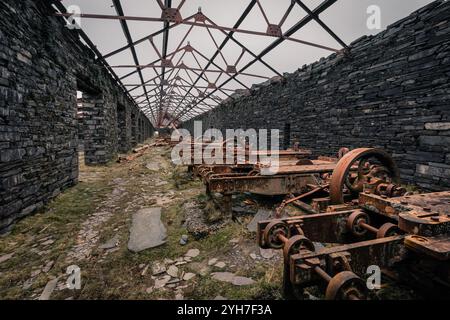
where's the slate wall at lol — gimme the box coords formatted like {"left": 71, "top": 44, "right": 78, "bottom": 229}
{"left": 183, "top": 0, "right": 450, "bottom": 191}
{"left": 0, "top": 0, "right": 154, "bottom": 231}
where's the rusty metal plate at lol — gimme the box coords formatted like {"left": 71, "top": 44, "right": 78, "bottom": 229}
{"left": 404, "top": 234, "right": 450, "bottom": 260}
{"left": 397, "top": 191, "right": 450, "bottom": 214}
{"left": 161, "top": 8, "right": 182, "bottom": 23}
{"left": 358, "top": 192, "right": 408, "bottom": 220}
{"left": 207, "top": 173, "right": 317, "bottom": 195}
{"left": 399, "top": 210, "right": 450, "bottom": 237}
{"left": 360, "top": 192, "right": 450, "bottom": 235}
{"left": 266, "top": 24, "right": 282, "bottom": 36}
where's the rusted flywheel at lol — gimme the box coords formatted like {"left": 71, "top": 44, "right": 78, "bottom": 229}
{"left": 329, "top": 148, "right": 400, "bottom": 204}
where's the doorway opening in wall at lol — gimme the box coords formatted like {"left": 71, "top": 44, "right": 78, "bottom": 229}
{"left": 76, "top": 90, "right": 86, "bottom": 171}
{"left": 76, "top": 78, "right": 102, "bottom": 168}
{"left": 284, "top": 123, "right": 291, "bottom": 150}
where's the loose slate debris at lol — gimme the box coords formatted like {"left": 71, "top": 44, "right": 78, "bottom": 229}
{"left": 42, "top": 260, "right": 54, "bottom": 273}
{"left": 214, "top": 262, "right": 226, "bottom": 269}
{"left": 154, "top": 275, "right": 171, "bottom": 289}
{"left": 0, "top": 252, "right": 14, "bottom": 264}
{"left": 128, "top": 208, "right": 167, "bottom": 253}
{"left": 39, "top": 277, "right": 59, "bottom": 300}
{"left": 247, "top": 209, "right": 272, "bottom": 232}
{"left": 146, "top": 162, "right": 160, "bottom": 171}
{"left": 167, "top": 265, "right": 179, "bottom": 277}
{"left": 99, "top": 235, "right": 119, "bottom": 250}
{"left": 232, "top": 276, "right": 256, "bottom": 286}
{"left": 183, "top": 273, "right": 196, "bottom": 281}
{"left": 259, "top": 248, "right": 275, "bottom": 259}
{"left": 183, "top": 201, "right": 226, "bottom": 239}
{"left": 185, "top": 248, "right": 200, "bottom": 258}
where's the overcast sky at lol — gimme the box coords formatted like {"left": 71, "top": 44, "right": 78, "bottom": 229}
{"left": 60, "top": 0, "right": 434, "bottom": 120}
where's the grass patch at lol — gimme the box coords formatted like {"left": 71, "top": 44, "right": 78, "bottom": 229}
{"left": 0, "top": 180, "right": 112, "bottom": 299}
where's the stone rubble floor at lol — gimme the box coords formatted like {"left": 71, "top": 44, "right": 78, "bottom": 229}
{"left": 0, "top": 139, "right": 286, "bottom": 300}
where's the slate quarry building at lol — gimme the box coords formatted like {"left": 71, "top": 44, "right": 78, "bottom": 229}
{"left": 0, "top": 0, "right": 449, "bottom": 233}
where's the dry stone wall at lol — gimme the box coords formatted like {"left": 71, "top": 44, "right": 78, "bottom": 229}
{"left": 183, "top": 1, "right": 450, "bottom": 191}
{"left": 0, "top": 0, "right": 154, "bottom": 231}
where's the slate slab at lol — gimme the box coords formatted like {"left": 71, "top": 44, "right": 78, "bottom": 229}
{"left": 0, "top": 252, "right": 14, "bottom": 264}
{"left": 99, "top": 235, "right": 119, "bottom": 250}
{"left": 247, "top": 209, "right": 272, "bottom": 232}
{"left": 128, "top": 208, "right": 167, "bottom": 253}
{"left": 146, "top": 162, "right": 160, "bottom": 171}
{"left": 39, "top": 277, "right": 59, "bottom": 300}
{"left": 211, "top": 272, "right": 255, "bottom": 286}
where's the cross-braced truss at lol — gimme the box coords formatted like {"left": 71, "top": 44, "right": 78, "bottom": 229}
{"left": 53, "top": 0, "right": 348, "bottom": 128}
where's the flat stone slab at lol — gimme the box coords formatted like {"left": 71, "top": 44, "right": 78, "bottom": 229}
{"left": 211, "top": 272, "right": 235, "bottom": 282}
{"left": 99, "top": 235, "right": 119, "bottom": 250}
{"left": 128, "top": 208, "right": 167, "bottom": 253}
{"left": 0, "top": 252, "right": 14, "bottom": 264}
{"left": 185, "top": 248, "right": 200, "bottom": 258}
{"left": 183, "top": 273, "right": 196, "bottom": 281}
{"left": 232, "top": 276, "right": 256, "bottom": 286}
{"left": 211, "top": 272, "right": 256, "bottom": 286}
{"left": 167, "top": 265, "right": 179, "bottom": 277}
{"left": 247, "top": 209, "right": 272, "bottom": 232}
{"left": 39, "top": 277, "right": 59, "bottom": 300}
{"left": 259, "top": 248, "right": 275, "bottom": 259}
{"left": 146, "top": 162, "right": 160, "bottom": 171}
{"left": 214, "top": 261, "right": 226, "bottom": 269}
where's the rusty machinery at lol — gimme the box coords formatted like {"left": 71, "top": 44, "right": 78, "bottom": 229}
{"left": 194, "top": 147, "right": 353, "bottom": 215}
{"left": 257, "top": 148, "right": 450, "bottom": 300}
{"left": 181, "top": 138, "right": 313, "bottom": 177}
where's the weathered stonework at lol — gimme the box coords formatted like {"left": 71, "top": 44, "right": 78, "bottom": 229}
{"left": 0, "top": 0, "right": 154, "bottom": 231}
{"left": 184, "top": 1, "right": 450, "bottom": 191}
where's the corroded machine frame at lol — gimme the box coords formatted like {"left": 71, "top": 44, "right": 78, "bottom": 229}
{"left": 197, "top": 158, "right": 346, "bottom": 216}
{"left": 257, "top": 148, "right": 450, "bottom": 300}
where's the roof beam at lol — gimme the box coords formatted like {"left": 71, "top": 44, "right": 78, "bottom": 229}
{"left": 112, "top": 0, "right": 156, "bottom": 123}
{"left": 293, "top": 0, "right": 348, "bottom": 50}
{"left": 173, "top": 0, "right": 339, "bottom": 123}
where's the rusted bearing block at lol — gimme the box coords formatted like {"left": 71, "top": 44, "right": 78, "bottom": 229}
{"left": 325, "top": 271, "right": 368, "bottom": 300}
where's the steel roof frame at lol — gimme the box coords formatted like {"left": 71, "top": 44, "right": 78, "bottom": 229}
{"left": 53, "top": 0, "right": 347, "bottom": 127}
